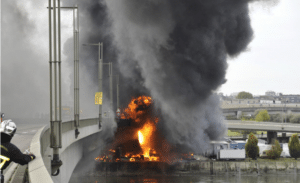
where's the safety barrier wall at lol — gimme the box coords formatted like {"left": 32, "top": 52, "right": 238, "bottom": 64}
{"left": 28, "top": 118, "right": 103, "bottom": 183}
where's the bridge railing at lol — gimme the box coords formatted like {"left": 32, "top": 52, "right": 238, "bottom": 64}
{"left": 222, "top": 103, "right": 300, "bottom": 109}
{"left": 28, "top": 118, "right": 102, "bottom": 183}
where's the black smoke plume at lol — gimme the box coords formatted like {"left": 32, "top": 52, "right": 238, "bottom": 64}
{"left": 63, "top": 0, "right": 275, "bottom": 152}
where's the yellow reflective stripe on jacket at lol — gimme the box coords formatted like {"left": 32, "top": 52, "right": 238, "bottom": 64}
{"left": 0, "top": 145, "right": 8, "bottom": 152}
{"left": 0, "top": 155, "right": 10, "bottom": 169}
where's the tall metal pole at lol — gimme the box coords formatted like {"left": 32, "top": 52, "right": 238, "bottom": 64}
{"left": 53, "top": 0, "right": 57, "bottom": 124}
{"left": 49, "top": 0, "right": 53, "bottom": 128}
{"left": 99, "top": 42, "right": 103, "bottom": 129}
{"left": 76, "top": 4, "right": 80, "bottom": 129}
{"left": 83, "top": 42, "right": 103, "bottom": 129}
{"left": 116, "top": 75, "right": 119, "bottom": 110}
{"left": 109, "top": 62, "right": 113, "bottom": 116}
{"left": 73, "top": 5, "right": 76, "bottom": 131}
{"left": 73, "top": 5, "right": 80, "bottom": 137}
{"left": 58, "top": 0, "right": 62, "bottom": 147}
{"left": 49, "top": 0, "right": 62, "bottom": 176}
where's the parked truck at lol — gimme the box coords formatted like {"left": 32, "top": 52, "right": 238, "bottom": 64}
{"left": 218, "top": 149, "right": 246, "bottom": 160}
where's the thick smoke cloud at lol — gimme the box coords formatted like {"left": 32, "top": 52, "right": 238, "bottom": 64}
{"left": 101, "top": 0, "right": 255, "bottom": 152}
{"left": 1, "top": 0, "right": 274, "bottom": 153}
{"left": 1, "top": 1, "right": 49, "bottom": 122}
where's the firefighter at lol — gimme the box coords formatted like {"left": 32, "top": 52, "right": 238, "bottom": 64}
{"left": 0, "top": 120, "right": 36, "bottom": 183}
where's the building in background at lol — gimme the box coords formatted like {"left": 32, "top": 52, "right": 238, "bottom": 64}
{"left": 265, "top": 91, "right": 276, "bottom": 97}
{"left": 281, "top": 95, "right": 300, "bottom": 103}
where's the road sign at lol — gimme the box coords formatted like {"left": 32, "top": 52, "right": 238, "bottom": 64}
{"left": 95, "top": 92, "right": 103, "bottom": 105}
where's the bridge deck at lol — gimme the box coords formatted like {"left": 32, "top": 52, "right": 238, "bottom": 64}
{"left": 226, "top": 120, "right": 300, "bottom": 133}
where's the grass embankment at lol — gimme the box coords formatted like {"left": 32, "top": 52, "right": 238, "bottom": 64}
{"left": 244, "top": 158, "right": 300, "bottom": 163}
{"left": 227, "top": 130, "right": 267, "bottom": 137}
{"left": 227, "top": 130, "right": 241, "bottom": 136}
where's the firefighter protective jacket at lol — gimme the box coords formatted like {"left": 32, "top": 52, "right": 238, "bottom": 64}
{"left": 1, "top": 141, "right": 32, "bottom": 170}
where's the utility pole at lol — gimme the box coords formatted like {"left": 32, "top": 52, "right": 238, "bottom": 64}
{"left": 103, "top": 62, "right": 113, "bottom": 118}
{"left": 49, "top": 0, "right": 63, "bottom": 176}
{"left": 71, "top": 5, "right": 80, "bottom": 138}
{"left": 109, "top": 63, "right": 113, "bottom": 115}
{"left": 116, "top": 75, "right": 120, "bottom": 110}
{"left": 83, "top": 43, "right": 103, "bottom": 129}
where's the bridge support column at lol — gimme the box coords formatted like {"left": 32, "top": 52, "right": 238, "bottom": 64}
{"left": 267, "top": 131, "right": 277, "bottom": 144}
{"left": 237, "top": 111, "right": 242, "bottom": 119}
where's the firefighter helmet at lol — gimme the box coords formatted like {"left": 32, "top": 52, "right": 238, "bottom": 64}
{"left": 0, "top": 119, "right": 17, "bottom": 137}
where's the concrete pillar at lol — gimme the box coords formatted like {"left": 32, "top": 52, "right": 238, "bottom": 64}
{"left": 237, "top": 111, "right": 242, "bottom": 119}
{"left": 267, "top": 131, "right": 277, "bottom": 144}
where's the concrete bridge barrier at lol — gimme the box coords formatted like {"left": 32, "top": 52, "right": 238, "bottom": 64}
{"left": 28, "top": 118, "right": 103, "bottom": 183}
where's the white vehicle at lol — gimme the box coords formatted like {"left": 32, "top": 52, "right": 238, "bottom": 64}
{"left": 218, "top": 149, "right": 246, "bottom": 160}
{"left": 280, "top": 143, "right": 291, "bottom": 158}
{"left": 258, "top": 144, "right": 272, "bottom": 156}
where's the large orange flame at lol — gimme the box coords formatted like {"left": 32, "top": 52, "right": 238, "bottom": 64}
{"left": 138, "top": 131, "right": 144, "bottom": 144}
{"left": 96, "top": 96, "right": 168, "bottom": 163}
{"left": 121, "top": 96, "right": 152, "bottom": 121}
{"left": 119, "top": 96, "right": 160, "bottom": 161}
{"left": 138, "top": 121, "right": 155, "bottom": 158}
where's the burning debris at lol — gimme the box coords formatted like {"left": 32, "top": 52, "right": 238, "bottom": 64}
{"left": 95, "top": 96, "right": 163, "bottom": 162}
{"left": 95, "top": 96, "right": 194, "bottom": 164}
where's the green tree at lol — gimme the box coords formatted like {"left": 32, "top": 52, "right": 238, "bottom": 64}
{"left": 269, "top": 113, "right": 282, "bottom": 122}
{"left": 255, "top": 109, "right": 270, "bottom": 122}
{"left": 245, "top": 133, "right": 259, "bottom": 159}
{"left": 236, "top": 91, "right": 253, "bottom": 99}
{"left": 266, "top": 140, "right": 282, "bottom": 159}
{"left": 288, "top": 134, "right": 300, "bottom": 160}
{"left": 290, "top": 114, "right": 300, "bottom": 123}
{"left": 254, "top": 109, "right": 261, "bottom": 117}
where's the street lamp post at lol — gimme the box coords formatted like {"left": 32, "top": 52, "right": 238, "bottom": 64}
{"left": 48, "top": 0, "right": 62, "bottom": 176}
{"left": 102, "top": 62, "right": 114, "bottom": 119}
{"left": 83, "top": 43, "right": 103, "bottom": 129}
{"left": 116, "top": 75, "right": 120, "bottom": 110}
{"left": 48, "top": 4, "right": 80, "bottom": 138}
{"left": 57, "top": 5, "right": 80, "bottom": 138}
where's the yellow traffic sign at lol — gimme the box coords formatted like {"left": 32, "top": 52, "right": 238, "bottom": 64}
{"left": 95, "top": 92, "right": 103, "bottom": 105}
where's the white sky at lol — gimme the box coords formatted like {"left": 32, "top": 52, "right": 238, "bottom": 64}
{"left": 2, "top": 0, "right": 298, "bottom": 103}
{"left": 219, "top": 0, "right": 300, "bottom": 96}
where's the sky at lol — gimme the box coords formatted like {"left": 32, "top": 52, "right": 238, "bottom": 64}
{"left": 219, "top": 0, "right": 300, "bottom": 96}
{"left": 1, "top": 0, "right": 299, "bottom": 117}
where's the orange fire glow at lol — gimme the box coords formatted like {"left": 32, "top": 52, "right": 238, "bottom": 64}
{"left": 121, "top": 96, "right": 160, "bottom": 161}
{"left": 120, "top": 96, "right": 153, "bottom": 120}
{"left": 138, "top": 122, "right": 155, "bottom": 158}
{"left": 138, "top": 131, "right": 144, "bottom": 144}
{"left": 95, "top": 96, "right": 166, "bottom": 163}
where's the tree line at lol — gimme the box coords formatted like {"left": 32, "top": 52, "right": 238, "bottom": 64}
{"left": 240, "top": 109, "right": 300, "bottom": 123}
{"left": 246, "top": 133, "right": 300, "bottom": 160}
